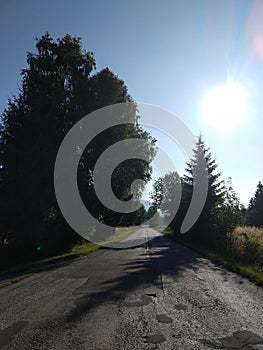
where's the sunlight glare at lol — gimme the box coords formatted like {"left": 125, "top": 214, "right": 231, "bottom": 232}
{"left": 203, "top": 81, "right": 248, "bottom": 129}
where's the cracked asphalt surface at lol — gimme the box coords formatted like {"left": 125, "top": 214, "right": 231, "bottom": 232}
{"left": 0, "top": 228, "right": 263, "bottom": 349}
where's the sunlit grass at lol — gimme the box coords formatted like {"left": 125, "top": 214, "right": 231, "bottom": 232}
{"left": 165, "top": 226, "right": 263, "bottom": 286}
{"left": 0, "top": 241, "right": 100, "bottom": 277}
{"left": 155, "top": 226, "right": 173, "bottom": 235}
{"left": 101, "top": 226, "right": 139, "bottom": 245}
{"left": 45, "top": 241, "right": 100, "bottom": 262}
{"left": 229, "top": 226, "right": 263, "bottom": 246}
{"left": 227, "top": 226, "right": 263, "bottom": 266}
{"left": 0, "top": 226, "right": 140, "bottom": 278}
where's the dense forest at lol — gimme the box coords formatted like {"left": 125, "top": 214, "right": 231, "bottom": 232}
{"left": 0, "top": 33, "right": 262, "bottom": 272}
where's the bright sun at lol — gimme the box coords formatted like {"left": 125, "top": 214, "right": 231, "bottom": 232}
{"left": 203, "top": 81, "right": 248, "bottom": 129}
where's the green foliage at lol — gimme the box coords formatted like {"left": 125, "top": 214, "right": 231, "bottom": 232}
{"left": 182, "top": 136, "right": 225, "bottom": 245}
{"left": 0, "top": 33, "right": 97, "bottom": 258}
{"left": 248, "top": 181, "right": 263, "bottom": 227}
{"left": 117, "top": 202, "right": 147, "bottom": 226}
{"left": 211, "top": 177, "right": 242, "bottom": 248}
{"left": 0, "top": 33, "right": 156, "bottom": 263}
{"left": 151, "top": 171, "right": 181, "bottom": 214}
{"left": 151, "top": 136, "right": 244, "bottom": 250}
{"left": 147, "top": 205, "right": 160, "bottom": 227}
{"left": 151, "top": 171, "right": 186, "bottom": 229}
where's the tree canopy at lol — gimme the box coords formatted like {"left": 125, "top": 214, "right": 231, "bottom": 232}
{"left": 0, "top": 33, "right": 156, "bottom": 262}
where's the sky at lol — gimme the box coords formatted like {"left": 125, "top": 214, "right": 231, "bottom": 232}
{"left": 0, "top": 0, "right": 263, "bottom": 205}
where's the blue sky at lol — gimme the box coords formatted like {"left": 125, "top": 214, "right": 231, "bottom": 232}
{"left": 1, "top": 0, "right": 262, "bottom": 204}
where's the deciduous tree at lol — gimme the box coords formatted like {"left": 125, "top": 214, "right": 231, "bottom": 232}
{"left": 0, "top": 33, "right": 156, "bottom": 261}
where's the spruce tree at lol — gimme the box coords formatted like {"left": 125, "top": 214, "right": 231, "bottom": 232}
{"left": 183, "top": 136, "right": 225, "bottom": 245}
{"left": 248, "top": 181, "right": 263, "bottom": 227}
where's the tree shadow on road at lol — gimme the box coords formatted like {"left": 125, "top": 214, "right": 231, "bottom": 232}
{"left": 65, "top": 234, "right": 208, "bottom": 322}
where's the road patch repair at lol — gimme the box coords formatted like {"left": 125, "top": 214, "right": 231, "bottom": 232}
{"left": 200, "top": 330, "right": 263, "bottom": 349}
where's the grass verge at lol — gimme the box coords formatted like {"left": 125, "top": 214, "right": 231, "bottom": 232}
{"left": 163, "top": 230, "right": 263, "bottom": 287}
{"left": 0, "top": 241, "right": 100, "bottom": 278}
{"left": 101, "top": 226, "right": 139, "bottom": 245}
{"left": 0, "top": 226, "right": 139, "bottom": 278}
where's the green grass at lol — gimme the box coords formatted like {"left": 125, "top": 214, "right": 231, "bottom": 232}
{"left": 0, "top": 274, "right": 33, "bottom": 289}
{"left": 158, "top": 226, "right": 174, "bottom": 235}
{"left": 45, "top": 241, "right": 100, "bottom": 262}
{"left": 203, "top": 250, "right": 263, "bottom": 286}
{"left": 0, "top": 226, "right": 140, "bottom": 278}
{"left": 101, "top": 226, "right": 139, "bottom": 245}
{"left": 163, "top": 229, "right": 263, "bottom": 287}
{"left": 0, "top": 241, "right": 100, "bottom": 277}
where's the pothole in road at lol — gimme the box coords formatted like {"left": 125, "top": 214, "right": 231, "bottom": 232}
{"left": 174, "top": 304, "right": 188, "bottom": 311}
{"left": 200, "top": 330, "right": 263, "bottom": 349}
{"left": 144, "top": 333, "right": 166, "bottom": 344}
{"left": 156, "top": 314, "right": 172, "bottom": 324}
{"left": 122, "top": 295, "right": 153, "bottom": 308}
{"left": 145, "top": 293, "right": 157, "bottom": 298}
{"left": 0, "top": 321, "right": 28, "bottom": 348}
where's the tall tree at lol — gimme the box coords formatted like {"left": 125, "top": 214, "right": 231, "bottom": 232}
{"left": 0, "top": 33, "right": 156, "bottom": 260}
{"left": 214, "top": 177, "right": 241, "bottom": 246}
{"left": 183, "top": 136, "right": 225, "bottom": 244}
{"left": 248, "top": 181, "right": 263, "bottom": 227}
{"left": 151, "top": 171, "right": 182, "bottom": 226}
{"left": 222, "top": 177, "right": 241, "bottom": 228}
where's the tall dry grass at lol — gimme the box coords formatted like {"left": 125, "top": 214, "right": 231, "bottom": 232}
{"left": 227, "top": 226, "right": 263, "bottom": 266}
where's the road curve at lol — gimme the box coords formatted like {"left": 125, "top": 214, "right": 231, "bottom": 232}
{"left": 0, "top": 228, "right": 263, "bottom": 349}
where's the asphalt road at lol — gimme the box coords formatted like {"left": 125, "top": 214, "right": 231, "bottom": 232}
{"left": 1, "top": 228, "right": 263, "bottom": 349}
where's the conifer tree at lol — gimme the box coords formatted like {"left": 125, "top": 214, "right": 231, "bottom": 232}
{"left": 183, "top": 136, "right": 225, "bottom": 244}
{"left": 248, "top": 181, "right": 263, "bottom": 227}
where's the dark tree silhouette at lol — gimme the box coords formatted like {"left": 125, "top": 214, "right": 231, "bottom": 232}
{"left": 183, "top": 136, "right": 225, "bottom": 245}
{"left": 248, "top": 181, "right": 263, "bottom": 227}
{"left": 0, "top": 33, "right": 156, "bottom": 262}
